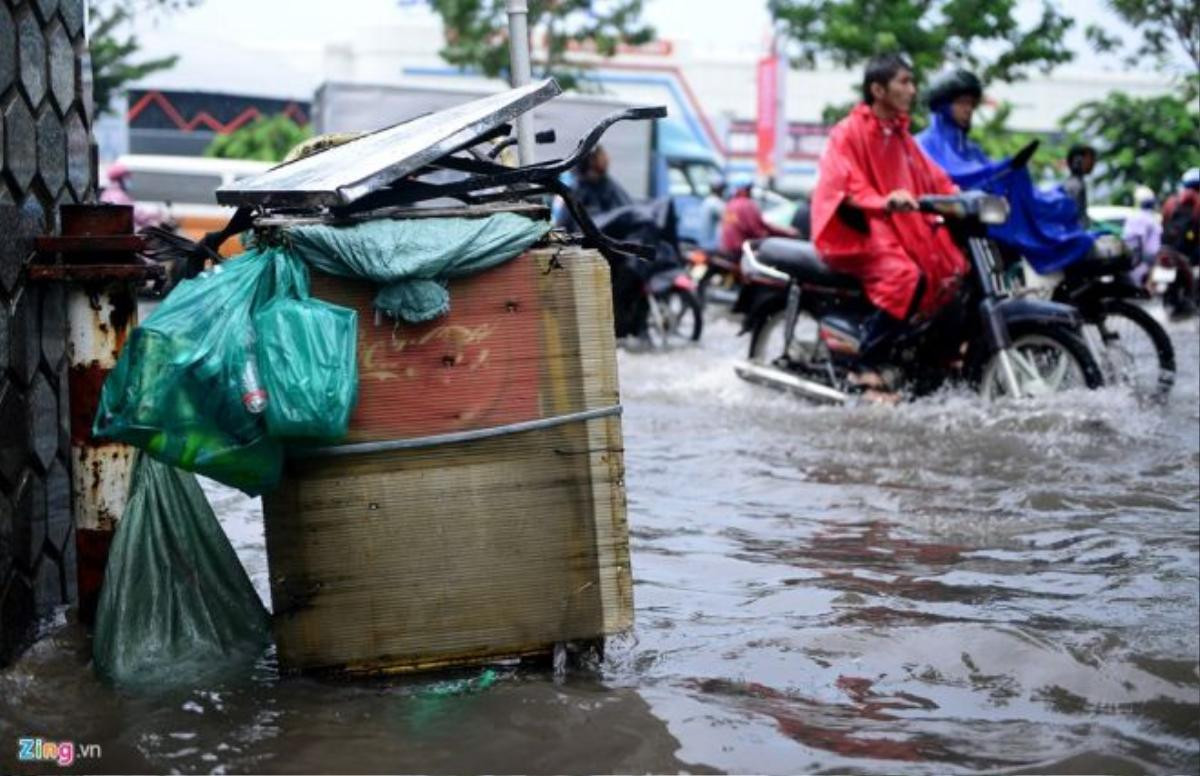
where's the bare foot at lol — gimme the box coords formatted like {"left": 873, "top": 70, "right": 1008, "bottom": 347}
{"left": 862, "top": 388, "right": 902, "bottom": 406}
{"left": 848, "top": 370, "right": 887, "bottom": 389}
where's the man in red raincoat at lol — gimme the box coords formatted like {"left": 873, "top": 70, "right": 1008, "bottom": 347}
{"left": 812, "top": 54, "right": 967, "bottom": 345}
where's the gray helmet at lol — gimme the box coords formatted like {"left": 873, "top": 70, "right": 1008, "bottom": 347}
{"left": 925, "top": 69, "right": 983, "bottom": 109}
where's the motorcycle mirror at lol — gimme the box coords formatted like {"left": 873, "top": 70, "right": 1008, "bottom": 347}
{"left": 1011, "top": 139, "right": 1040, "bottom": 169}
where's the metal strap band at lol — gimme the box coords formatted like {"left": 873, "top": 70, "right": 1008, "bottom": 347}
{"left": 293, "top": 404, "right": 623, "bottom": 459}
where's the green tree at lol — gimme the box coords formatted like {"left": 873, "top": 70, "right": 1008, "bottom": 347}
{"left": 968, "top": 101, "right": 1072, "bottom": 181}
{"left": 770, "top": 0, "right": 1076, "bottom": 124}
{"left": 1061, "top": 90, "right": 1200, "bottom": 200}
{"left": 1085, "top": 0, "right": 1199, "bottom": 73}
{"left": 204, "top": 114, "right": 313, "bottom": 162}
{"left": 424, "top": 0, "right": 655, "bottom": 90}
{"left": 89, "top": 1, "right": 201, "bottom": 116}
{"left": 768, "top": 0, "right": 1075, "bottom": 84}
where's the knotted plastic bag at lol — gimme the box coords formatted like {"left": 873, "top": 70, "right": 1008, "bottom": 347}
{"left": 93, "top": 454, "right": 271, "bottom": 688}
{"left": 254, "top": 256, "right": 359, "bottom": 440}
{"left": 93, "top": 248, "right": 284, "bottom": 494}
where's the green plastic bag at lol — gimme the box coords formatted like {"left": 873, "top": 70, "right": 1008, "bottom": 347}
{"left": 93, "top": 454, "right": 271, "bottom": 688}
{"left": 93, "top": 249, "right": 284, "bottom": 494}
{"left": 286, "top": 213, "right": 550, "bottom": 322}
{"left": 255, "top": 290, "right": 358, "bottom": 441}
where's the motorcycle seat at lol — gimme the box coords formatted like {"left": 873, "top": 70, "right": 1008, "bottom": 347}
{"left": 757, "top": 238, "right": 861, "bottom": 290}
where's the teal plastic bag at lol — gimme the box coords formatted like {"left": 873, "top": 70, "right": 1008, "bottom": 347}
{"left": 93, "top": 454, "right": 271, "bottom": 688}
{"left": 255, "top": 291, "right": 359, "bottom": 441}
{"left": 286, "top": 213, "right": 550, "bottom": 322}
{"left": 94, "top": 249, "right": 284, "bottom": 494}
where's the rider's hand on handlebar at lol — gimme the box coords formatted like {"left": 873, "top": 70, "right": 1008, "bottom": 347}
{"left": 885, "top": 190, "right": 919, "bottom": 213}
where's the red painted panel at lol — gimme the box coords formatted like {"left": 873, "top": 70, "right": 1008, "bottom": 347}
{"left": 309, "top": 254, "right": 544, "bottom": 443}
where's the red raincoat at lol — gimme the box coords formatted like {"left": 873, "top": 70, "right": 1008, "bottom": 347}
{"left": 812, "top": 103, "right": 966, "bottom": 319}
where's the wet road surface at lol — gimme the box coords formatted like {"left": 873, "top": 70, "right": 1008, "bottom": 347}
{"left": 2, "top": 307, "right": 1197, "bottom": 775}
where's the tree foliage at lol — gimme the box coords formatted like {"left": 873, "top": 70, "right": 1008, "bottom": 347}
{"left": 1085, "top": 0, "right": 1199, "bottom": 73}
{"left": 424, "top": 0, "right": 655, "bottom": 90}
{"left": 203, "top": 115, "right": 313, "bottom": 162}
{"left": 1061, "top": 89, "right": 1200, "bottom": 200}
{"left": 767, "top": 0, "right": 1075, "bottom": 85}
{"left": 88, "top": 0, "right": 201, "bottom": 116}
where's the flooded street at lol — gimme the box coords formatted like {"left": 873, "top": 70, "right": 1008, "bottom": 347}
{"left": 2, "top": 307, "right": 1197, "bottom": 775}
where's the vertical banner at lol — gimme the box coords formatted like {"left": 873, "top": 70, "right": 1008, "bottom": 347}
{"left": 756, "top": 54, "right": 778, "bottom": 179}
{"left": 775, "top": 47, "right": 787, "bottom": 182}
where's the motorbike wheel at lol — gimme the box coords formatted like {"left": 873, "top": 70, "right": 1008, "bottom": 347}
{"left": 748, "top": 308, "right": 819, "bottom": 365}
{"left": 646, "top": 288, "right": 703, "bottom": 348}
{"left": 979, "top": 322, "right": 1104, "bottom": 400}
{"left": 1088, "top": 299, "right": 1175, "bottom": 399}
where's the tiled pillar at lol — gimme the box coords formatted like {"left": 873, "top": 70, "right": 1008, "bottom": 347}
{"left": 0, "top": 0, "right": 94, "bottom": 666}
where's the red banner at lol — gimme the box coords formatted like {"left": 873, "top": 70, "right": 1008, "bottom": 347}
{"left": 756, "top": 55, "right": 778, "bottom": 178}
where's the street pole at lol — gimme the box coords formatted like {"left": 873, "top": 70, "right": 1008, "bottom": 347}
{"left": 506, "top": 0, "right": 536, "bottom": 165}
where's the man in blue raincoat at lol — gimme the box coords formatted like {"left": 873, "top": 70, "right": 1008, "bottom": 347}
{"left": 916, "top": 70, "right": 1095, "bottom": 274}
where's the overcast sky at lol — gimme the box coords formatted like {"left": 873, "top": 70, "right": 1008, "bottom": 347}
{"left": 121, "top": 0, "right": 1178, "bottom": 99}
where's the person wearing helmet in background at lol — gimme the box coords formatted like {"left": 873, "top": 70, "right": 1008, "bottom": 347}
{"left": 100, "top": 161, "right": 162, "bottom": 230}
{"left": 718, "top": 174, "right": 797, "bottom": 256}
{"left": 1062, "top": 144, "right": 1097, "bottom": 228}
{"left": 1159, "top": 167, "right": 1200, "bottom": 319}
{"left": 699, "top": 175, "right": 727, "bottom": 253}
{"left": 916, "top": 68, "right": 1095, "bottom": 275}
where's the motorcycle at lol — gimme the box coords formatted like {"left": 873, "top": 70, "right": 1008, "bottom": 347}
{"left": 1009, "top": 234, "right": 1176, "bottom": 399}
{"left": 732, "top": 191, "right": 1105, "bottom": 403}
{"left": 593, "top": 199, "right": 703, "bottom": 348}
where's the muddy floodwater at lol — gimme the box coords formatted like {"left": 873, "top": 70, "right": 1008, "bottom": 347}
{"left": 2, "top": 307, "right": 1198, "bottom": 775}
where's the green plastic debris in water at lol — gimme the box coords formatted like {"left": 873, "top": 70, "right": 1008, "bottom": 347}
{"left": 93, "top": 454, "right": 271, "bottom": 688}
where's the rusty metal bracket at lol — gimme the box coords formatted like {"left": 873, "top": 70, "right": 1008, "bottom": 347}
{"left": 28, "top": 263, "right": 165, "bottom": 282}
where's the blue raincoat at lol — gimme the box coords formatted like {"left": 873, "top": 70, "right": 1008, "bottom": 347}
{"left": 917, "top": 108, "right": 1095, "bottom": 273}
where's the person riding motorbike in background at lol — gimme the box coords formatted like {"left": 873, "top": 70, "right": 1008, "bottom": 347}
{"left": 810, "top": 53, "right": 966, "bottom": 370}
{"left": 1123, "top": 185, "right": 1162, "bottom": 285}
{"left": 100, "top": 161, "right": 163, "bottom": 230}
{"left": 718, "top": 174, "right": 797, "bottom": 255}
{"left": 699, "top": 176, "right": 727, "bottom": 252}
{"left": 1160, "top": 167, "right": 1200, "bottom": 319}
{"left": 1062, "top": 144, "right": 1097, "bottom": 229}
{"left": 916, "top": 69, "right": 1095, "bottom": 274}
{"left": 553, "top": 144, "right": 632, "bottom": 231}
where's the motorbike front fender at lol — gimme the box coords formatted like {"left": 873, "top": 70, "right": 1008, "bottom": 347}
{"left": 995, "top": 296, "right": 1083, "bottom": 330}
{"left": 1054, "top": 274, "right": 1150, "bottom": 310}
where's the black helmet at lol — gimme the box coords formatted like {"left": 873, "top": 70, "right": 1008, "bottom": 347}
{"left": 925, "top": 69, "right": 983, "bottom": 109}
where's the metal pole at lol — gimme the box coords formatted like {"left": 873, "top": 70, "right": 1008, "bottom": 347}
{"left": 31, "top": 205, "right": 161, "bottom": 626}
{"left": 506, "top": 0, "right": 536, "bottom": 165}
{"left": 67, "top": 281, "right": 139, "bottom": 625}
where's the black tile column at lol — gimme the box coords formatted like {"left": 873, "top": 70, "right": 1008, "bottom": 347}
{"left": 0, "top": 0, "right": 93, "bottom": 666}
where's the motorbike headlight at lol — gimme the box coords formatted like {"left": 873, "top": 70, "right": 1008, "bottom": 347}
{"left": 978, "top": 195, "right": 1010, "bottom": 225}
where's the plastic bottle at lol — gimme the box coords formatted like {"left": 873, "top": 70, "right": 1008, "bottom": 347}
{"left": 241, "top": 327, "right": 268, "bottom": 414}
